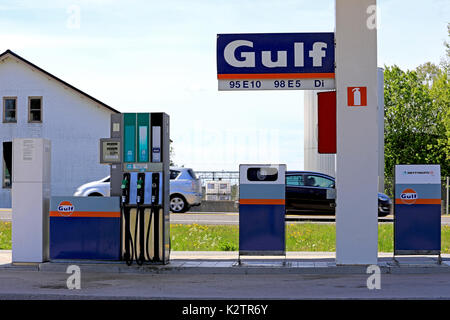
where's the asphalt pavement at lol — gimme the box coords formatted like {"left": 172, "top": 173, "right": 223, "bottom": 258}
{"left": 1, "top": 250, "right": 450, "bottom": 299}
{"left": 3, "top": 208, "right": 450, "bottom": 299}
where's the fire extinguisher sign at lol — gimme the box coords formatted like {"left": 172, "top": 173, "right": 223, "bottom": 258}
{"left": 347, "top": 86, "right": 367, "bottom": 107}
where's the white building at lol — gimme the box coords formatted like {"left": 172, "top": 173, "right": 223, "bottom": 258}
{"left": 0, "top": 49, "right": 119, "bottom": 207}
{"left": 205, "top": 180, "right": 231, "bottom": 195}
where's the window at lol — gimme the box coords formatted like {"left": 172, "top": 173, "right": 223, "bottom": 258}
{"left": 3, "top": 97, "right": 17, "bottom": 123}
{"left": 170, "top": 170, "right": 180, "bottom": 180}
{"left": 28, "top": 97, "right": 42, "bottom": 122}
{"left": 2, "top": 142, "right": 12, "bottom": 189}
{"left": 304, "top": 175, "right": 335, "bottom": 188}
{"left": 187, "top": 169, "right": 197, "bottom": 180}
{"left": 286, "top": 175, "right": 304, "bottom": 186}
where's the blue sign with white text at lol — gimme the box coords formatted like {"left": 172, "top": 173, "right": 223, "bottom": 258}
{"left": 217, "top": 33, "right": 335, "bottom": 78}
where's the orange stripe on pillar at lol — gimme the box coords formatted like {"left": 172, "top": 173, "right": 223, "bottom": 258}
{"left": 49, "top": 211, "right": 121, "bottom": 218}
{"left": 239, "top": 199, "right": 285, "bottom": 205}
{"left": 394, "top": 199, "right": 441, "bottom": 205}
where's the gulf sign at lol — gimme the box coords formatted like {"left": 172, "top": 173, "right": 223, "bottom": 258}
{"left": 57, "top": 201, "right": 75, "bottom": 217}
{"left": 399, "top": 188, "right": 418, "bottom": 205}
{"left": 217, "top": 33, "right": 335, "bottom": 90}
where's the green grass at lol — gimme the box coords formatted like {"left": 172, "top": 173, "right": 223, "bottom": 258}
{"left": 171, "top": 224, "right": 239, "bottom": 251}
{"left": 171, "top": 223, "right": 450, "bottom": 253}
{"left": 2, "top": 222, "right": 450, "bottom": 253}
{"left": 0, "top": 222, "right": 11, "bottom": 250}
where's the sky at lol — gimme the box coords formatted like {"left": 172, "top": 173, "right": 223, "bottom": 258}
{"left": 0, "top": 0, "right": 448, "bottom": 171}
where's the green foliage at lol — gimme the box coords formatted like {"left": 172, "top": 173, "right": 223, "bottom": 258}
{"left": 384, "top": 24, "right": 450, "bottom": 177}
{"left": 219, "top": 240, "right": 238, "bottom": 251}
{"left": 383, "top": 65, "right": 450, "bottom": 177}
{"left": 0, "top": 222, "right": 12, "bottom": 250}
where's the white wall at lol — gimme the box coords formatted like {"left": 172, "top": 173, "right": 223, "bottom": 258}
{"left": 0, "top": 55, "right": 115, "bottom": 207}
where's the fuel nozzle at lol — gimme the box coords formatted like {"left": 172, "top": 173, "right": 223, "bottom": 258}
{"left": 151, "top": 173, "right": 160, "bottom": 205}
{"left": 121, "top": 173, "right": 130, "bottom": 204}
{"left": 136, "top": 173, "right": 145, "bottom": 204}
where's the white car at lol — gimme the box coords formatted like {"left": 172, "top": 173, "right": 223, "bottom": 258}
{"left": 74, "top": 168, "right": 202, "bottom": 213}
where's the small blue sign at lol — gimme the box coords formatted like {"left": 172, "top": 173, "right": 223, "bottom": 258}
{"left": 217, "top": 33, "right": 335, "bottom": 77}
{"left": 394, "top": 165, "right": 441, "bottom": 256}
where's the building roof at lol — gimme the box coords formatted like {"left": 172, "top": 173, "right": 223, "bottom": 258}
{"left": 0, "top": 49, "right": 120, "bottom": 114}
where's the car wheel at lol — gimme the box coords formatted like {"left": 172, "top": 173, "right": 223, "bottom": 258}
{"left": 170, "top": 195, "right": 187, "bottom": 213}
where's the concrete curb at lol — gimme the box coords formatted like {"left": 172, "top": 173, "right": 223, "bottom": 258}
{"left": 0, "top": 259, "right": 448, "bottom": 275}
{"left": 2, "top": 250, "right": 449, "bottom": 275}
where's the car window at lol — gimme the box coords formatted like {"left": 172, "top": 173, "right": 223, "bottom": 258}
{"left": 170, "top": 170, "right": 180, "bottom": 180}
{"left": 187, "top": 169, "right": 197, "bottom": 180}
{"left": 304, "top": 175, "right": 334, "bottom": 188}
{"left": 286, "top": 175, "right": 305, "bottom": 186}
{"left": 103, "top": 177, "right": 110, "bottom": 183}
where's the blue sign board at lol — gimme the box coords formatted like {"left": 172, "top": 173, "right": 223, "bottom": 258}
{"left": 217, "top": 33, "right": 335, "bottom": 77}
{"left": 394, "top": 165, "right": 441, "bottom": 256}
{"left": 50, "top": 196, "right": 121, "bottom": 260}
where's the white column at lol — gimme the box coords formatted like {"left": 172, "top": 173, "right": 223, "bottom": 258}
{"left": 12, "top": 138, "right": 51, "bottom": 263}
{"left": 335, "top": 0, "right": 379, "bottom": 265}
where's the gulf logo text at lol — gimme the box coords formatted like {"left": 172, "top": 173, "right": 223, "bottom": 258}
{"left": 58, "top": 201, "right": 75, "bottom": 216}
{"left": 400, "top": 189, "right": 418, "bottom": 205}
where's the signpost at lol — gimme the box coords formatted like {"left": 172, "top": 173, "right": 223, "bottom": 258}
{"left": 217, "top": 0, "right": 380, "bottom": 265}
{"left": 217, "top": 33, "right": 335, "bottom": 91}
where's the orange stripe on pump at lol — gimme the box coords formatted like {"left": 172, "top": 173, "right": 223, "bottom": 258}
{"left": 217, "top": 73, "right": 335, "bottom": 80}
{"left": 239, "top": 199, "right": 285, "bottom": 205}
{"left": 50, "top": 211, "right": 120, "bottom": 218}
{"left": 395, "top": 199, "right": 441, "bottom": 205}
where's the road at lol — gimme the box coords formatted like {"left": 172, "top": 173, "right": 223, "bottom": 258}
{"left": 0, "top": 268, "right": 450, "bottom": 300}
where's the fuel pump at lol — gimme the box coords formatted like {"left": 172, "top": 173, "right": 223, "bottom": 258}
{"left": 135, "top": 173, "right": 146, "bottom": 265}
{"left": 121, "top": 173, "right": 134, "bottom": 266}
{"left": 102, "top": 112, "right": 170, "bottom": 265}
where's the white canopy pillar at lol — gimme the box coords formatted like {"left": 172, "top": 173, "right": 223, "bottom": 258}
{"left": 335, "top": 0, "right": 379, "bottom": 265}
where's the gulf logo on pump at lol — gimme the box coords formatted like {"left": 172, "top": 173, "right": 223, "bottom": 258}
{"left": 400, "top": 188, "right": 418, "bottom": 205}
{"left": 57, "top": 201, "right": 75, "bottom": 217}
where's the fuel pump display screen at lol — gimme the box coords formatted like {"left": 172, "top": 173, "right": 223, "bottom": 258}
{"left": 100, "top": 139, "right": 121, "bottom": 164}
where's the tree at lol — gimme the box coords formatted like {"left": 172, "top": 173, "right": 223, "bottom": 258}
{"left": 383, "top": 24, "right": 450, "bottom": 178}
{"left": 383, "top": 66, "right": 448, "bottom": 177}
